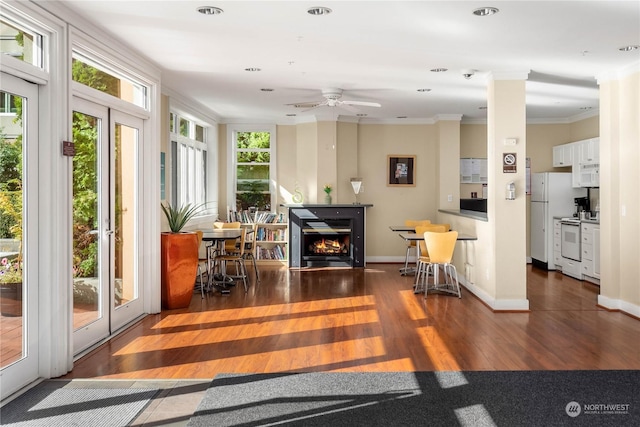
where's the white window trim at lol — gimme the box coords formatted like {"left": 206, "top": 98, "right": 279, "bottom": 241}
{"left": 169, "top": 109, "right": 218, "bottom": 223}
{"left": 226, "top": 124, "right": 277, "bottom": 215}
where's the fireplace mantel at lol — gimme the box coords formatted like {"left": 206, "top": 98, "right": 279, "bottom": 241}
{"left": 282, "top": 204, "right": 373, "bottom": 268}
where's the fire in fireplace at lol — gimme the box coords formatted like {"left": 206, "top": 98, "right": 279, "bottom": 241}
{"left": 308, "top": 236, "right": 350, "bottom": 255}
{"left": 301, "top": 219, "right": 352, "bottom": 265}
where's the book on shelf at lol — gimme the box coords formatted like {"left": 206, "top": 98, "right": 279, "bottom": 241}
{"left": 228, "top": 209, "right": 287, "bottom": 224}
{"left": 256, "top": 244, "right": 287, "bottom": 260}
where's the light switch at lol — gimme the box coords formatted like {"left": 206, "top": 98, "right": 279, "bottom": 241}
{"left": 504, "top": 138, "right": 517, "bottom": 146}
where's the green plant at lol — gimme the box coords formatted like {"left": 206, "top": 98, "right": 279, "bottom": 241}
{"left": 161, "top": 202, "right": 208, "bottom": 233}
{"left": 324, "top": 184, "right": 332, "bottom": 195}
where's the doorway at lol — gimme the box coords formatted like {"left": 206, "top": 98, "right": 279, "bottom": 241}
{"left": 72, "top": 98, "right": 144, "bottom": 355}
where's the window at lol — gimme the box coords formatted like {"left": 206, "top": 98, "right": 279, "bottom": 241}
{"left": 232, "top": 128, "right": 275, "bottom": 211}
{"left": 1, "top": 92, "right": 18, "bottom": 114}
{"left": 71, "top": 52, "right": 148, "bottom": 109}
{"left": 0, "top": 17, "right": 43, "bottom": 67}
{"left": 170, "top": 113, "right": 209, "bottom": 210}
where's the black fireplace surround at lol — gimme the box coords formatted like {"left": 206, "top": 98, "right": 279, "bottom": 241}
{"left": 284, "top": 204, "right": 373, "bottom": 268}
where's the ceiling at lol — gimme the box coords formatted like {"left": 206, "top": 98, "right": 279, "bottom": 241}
{"left": 56, "top": 1, "right": 639, "bottom": 124}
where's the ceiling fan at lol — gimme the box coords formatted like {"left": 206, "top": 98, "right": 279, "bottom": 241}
{"left": 288, "top": 88, "right": 381, "bottom": 112}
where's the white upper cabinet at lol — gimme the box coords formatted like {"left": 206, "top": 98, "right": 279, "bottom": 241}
{"left": 552, "top": 143, "right": 574, "bottom": 167}
{"left": 578, "top": 137, "right": 599, "bottom": 164}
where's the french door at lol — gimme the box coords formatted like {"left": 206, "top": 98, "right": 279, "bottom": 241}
{"left": 0, "top": 73, "right": 39, "bottom": 398}
{"left": 72, "top": 98, "right": 144, "bottom": 355}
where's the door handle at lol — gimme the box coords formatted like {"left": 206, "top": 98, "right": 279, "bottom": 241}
{"left": 105, "top": 230, "right": 115, "bottom": 236}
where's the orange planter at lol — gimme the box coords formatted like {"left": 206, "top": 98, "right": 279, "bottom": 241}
{"left": 161, "top": 232, "right": 198, "bottom": 309}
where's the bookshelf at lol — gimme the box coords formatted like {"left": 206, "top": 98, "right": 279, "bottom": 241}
{"left": 228, "top": 210, "right": 288, "bottom": 265}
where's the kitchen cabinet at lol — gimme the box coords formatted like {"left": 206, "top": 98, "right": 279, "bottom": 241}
{"left": 460, "top": 158, "right": 487, "bottom": 183}
{"left": 578, "top": 137, "right": 599, "bottom": 164}
{"left": 581, "top": 222, "right": 600, "bottom": 282}
{"left": 553, "top": 219, "right": 563, "bottom": 270}
{"left": 552, "top": 143, "right": 574, "bottom": 167}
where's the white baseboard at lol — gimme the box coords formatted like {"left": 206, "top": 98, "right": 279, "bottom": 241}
{"left": 598, "top": 294, "right": 640, "bottom": 318}
{"left": 459, "top": 276, "right": 530, "bottom": 311}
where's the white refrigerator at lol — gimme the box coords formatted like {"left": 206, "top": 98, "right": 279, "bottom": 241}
{"left": 530, "top": 172, "right": 586, "bottom": 270}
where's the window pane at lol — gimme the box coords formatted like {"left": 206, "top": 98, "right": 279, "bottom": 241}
{"left": 179, "top": 118, "right": 189, "bottom": 137}
{"left": 237, "top": 180, "right": 269, "bottom": 192}
{"left": 72, "top": 53, "right": 147, "bottom": 109}
{"left": 236, "top": 192, "right": 270, "bottom": 211}
{"left": 0, "top": 18, "right": 41, "bottom": 67}
{"left": 237, "top": 165, "right": 269, "bottom": 179}
{"left": 237, "top": 151, "right": 270, "bottom": 163}
{"left": 237, "top": 131, "right": 270, "bottom": 149}
{"left": 195, "top": 125, "right": 204, "bottom": 142}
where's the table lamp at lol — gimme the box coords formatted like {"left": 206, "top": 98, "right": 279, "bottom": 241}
{"left": 350, "top": 177, "right": 363, "bottom": 204}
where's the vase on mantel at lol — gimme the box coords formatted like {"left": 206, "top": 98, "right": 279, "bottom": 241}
{"left": 324, "top": 194, "right": 332, "bottom": 205}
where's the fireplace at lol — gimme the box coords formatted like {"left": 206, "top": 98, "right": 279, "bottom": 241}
{"left": 285, "top": 204, "right": 372, "bottom": 268}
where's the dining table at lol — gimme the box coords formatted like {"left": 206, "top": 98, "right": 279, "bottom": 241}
{"left": 200, "top": 229, "right": 243, "bottom": 294}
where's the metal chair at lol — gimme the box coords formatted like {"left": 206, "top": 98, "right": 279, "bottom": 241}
{"left": 414, "top": 224, "right": 449, "bottom": 292}
{"left": 421, "top": 230, "right": 461, "bottom": 298}
{"left": 213, "top": 227, "right": 249, "bottom": 292}
{"left": 401, "top": 219, "right": 431, "bottom": 274}
{"left": 194, "top": 230, "right": 209, "bottom": 298}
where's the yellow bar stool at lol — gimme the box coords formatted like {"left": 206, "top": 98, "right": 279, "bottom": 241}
{"left": 421, "top": 230, "right": 461, "bottom": 298}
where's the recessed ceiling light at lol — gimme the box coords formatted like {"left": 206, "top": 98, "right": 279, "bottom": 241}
{"left": 479, "top": 106, "right": 488, "bottom": 110}
{"left": 417, "top": 88, "right": 432, "bottom": 92}
{"left": 260, "top": 88, "right": 274, "bottom": 92}
{"left": 579, "top": 107, "right": 593, "bottom": 110}
{"left": 397, "top": 116, "right": 407, "bottom": 119}
{"left": 473, "top": 7, "right": 499, "bottom": 17}
{"left": 286, "top": 114, "right": 297, "bottom": 117}
{"left": 197, "top": 6, "right": 223, "bottom": 15}
{"left": 307, "top": 6, "right": 332, "bottom": 15}
{"left": 357, "top": 114, "right": 367, "bottom": 117}
{"left": 618, "top": 45, "right": 639, "bottom": 52}
{"left": 430, "top": 68, "right": 448, "bottom": 73}
{"left": 244, "top": 67, "right": 261, "bottom": 72}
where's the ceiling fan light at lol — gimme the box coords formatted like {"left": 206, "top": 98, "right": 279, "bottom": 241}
{"left": 430, "top": 68, "right": 448, "bottom": 73}
{"left": 618, "top": 45, "right": 639, "bottom": 52}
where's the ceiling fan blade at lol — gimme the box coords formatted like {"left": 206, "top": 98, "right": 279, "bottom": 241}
{"left": 286, "top": 101, "right": 323, "bottom": 108}
{"left": 341, "top": 100, "right": 382, "bottom": 108}
{"left": 337, "top": 103, "right": 360, "bottom": 113}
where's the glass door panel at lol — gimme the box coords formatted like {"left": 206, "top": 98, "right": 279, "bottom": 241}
{"left": 0, "top": 73, "right": 39, "bottom": 399}
{"left": 110, "top": 111, "right": 143, "bottom": 331}
{"left": 72, "top": 100, "right": 109, "bottom": 354}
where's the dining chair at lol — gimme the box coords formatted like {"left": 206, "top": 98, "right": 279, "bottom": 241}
{"left": 402, "top": 219, "right": 431, "bottom": 273}
{"left": 414, "top": 224, "right": 449, "bottom": 292}
{"left": 421, "top": 230, "right": 461, "bottom": 298}
{"left": 213, "top": 221, "right": 242, "bottom": 256}
{"left": 213, "top": 227, "right": 249, "bottom": 292}
{"left": 194, "top": 230, "right": 209, "bottom": 298}
{"left": 241, "top": 223, "right": 260, "bottom": 283}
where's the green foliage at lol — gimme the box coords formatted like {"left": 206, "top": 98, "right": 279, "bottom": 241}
{"left": 161, "top": 202, "right": 208, "bottom": 233}
{"left": 237, "top": 131, "right": 270, "bottom": 163}
{"left": 0, "top": 126, "right": 23, "bottom": 239}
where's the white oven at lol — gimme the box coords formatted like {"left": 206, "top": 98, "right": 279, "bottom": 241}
{"left": 561, "top": 220, "right": 581, "bottom": 261}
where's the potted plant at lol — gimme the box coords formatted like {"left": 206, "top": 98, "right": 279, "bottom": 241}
{"left": 160, "top": 202, "right": 206, "bottom": 309}
{"left": 0, "top": 256, "right": 23, "bottom": 317}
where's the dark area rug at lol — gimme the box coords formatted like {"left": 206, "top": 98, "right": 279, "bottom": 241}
{"left": 188, "top": 371, "right": 639, "bottom": 426}
{"left": 0, "top": 385, "right": 158, "bottom": 426}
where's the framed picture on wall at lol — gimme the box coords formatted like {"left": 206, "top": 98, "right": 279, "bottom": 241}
{"left": 387, "top": 155, "right": 416, "bottom": 186}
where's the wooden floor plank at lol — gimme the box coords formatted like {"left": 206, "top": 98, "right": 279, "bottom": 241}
{"left": 60, "top": 264, "right": 640, "bottom": 379}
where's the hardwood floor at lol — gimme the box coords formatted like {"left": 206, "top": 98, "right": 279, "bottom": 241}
{"left": 61, "top": 264, "right": 640, "bottom": 380}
